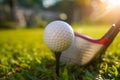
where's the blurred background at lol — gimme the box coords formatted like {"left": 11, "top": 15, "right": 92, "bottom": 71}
{"left": 0, "top": 0, "right": 120, "bottom": 29}
{"left": 0, "top": 0, "right": 120, "bottom": 79}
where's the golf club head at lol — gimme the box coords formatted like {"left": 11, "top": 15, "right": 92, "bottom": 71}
{"left": 60, "top": 33, "right": 107, "bottom": 65}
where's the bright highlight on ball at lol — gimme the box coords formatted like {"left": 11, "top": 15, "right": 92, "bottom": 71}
{"left": 43, "top": 21, "right": 74, "bottom": 52}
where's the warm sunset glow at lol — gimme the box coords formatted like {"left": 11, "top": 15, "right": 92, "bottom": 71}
{"left": 109, "top": 0, "right": 120, "bottom": 6}
{"left": 91, "top": 0, "right": 120, "bottom": 21}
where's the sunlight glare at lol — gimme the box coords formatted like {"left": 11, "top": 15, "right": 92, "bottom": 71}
{"left": 109, "top": 0, "right": 120, "bottom": 6}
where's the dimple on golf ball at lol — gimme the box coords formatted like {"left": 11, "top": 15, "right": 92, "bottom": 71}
{"left": 43, "top": 21, "right": 74, "bottom": 52}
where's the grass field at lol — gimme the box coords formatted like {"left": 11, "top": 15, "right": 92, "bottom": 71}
{"left": 0, "top": 24, "right": 120, "bottom": 80}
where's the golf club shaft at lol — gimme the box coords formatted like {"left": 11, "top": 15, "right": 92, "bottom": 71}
{"left": 103, "top": 23, "right": 120, "bottom": 46}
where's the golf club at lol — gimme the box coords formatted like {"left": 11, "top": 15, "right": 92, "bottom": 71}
{"left": 60, "top": 20, "right": 120, "bottom": 65}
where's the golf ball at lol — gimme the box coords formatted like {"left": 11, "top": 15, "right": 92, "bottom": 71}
{"left": 43, "top": 21, "right": 74, "bottom": 52}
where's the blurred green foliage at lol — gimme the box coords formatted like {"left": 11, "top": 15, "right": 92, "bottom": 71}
{"left": 0, "top": 24, "right": 120, "bottom": 79}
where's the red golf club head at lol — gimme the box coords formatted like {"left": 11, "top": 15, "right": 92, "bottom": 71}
{"left": 60, "top": 20, "right": 120, "bottom": 65}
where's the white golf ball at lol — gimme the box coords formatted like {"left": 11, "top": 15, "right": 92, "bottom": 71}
{"left": 43, "top": 21, "right": 74, "bottom": 52}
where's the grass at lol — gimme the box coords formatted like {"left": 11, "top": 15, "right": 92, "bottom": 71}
{"left": 0, "top": 24, "right": 120, "bottom": 80}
